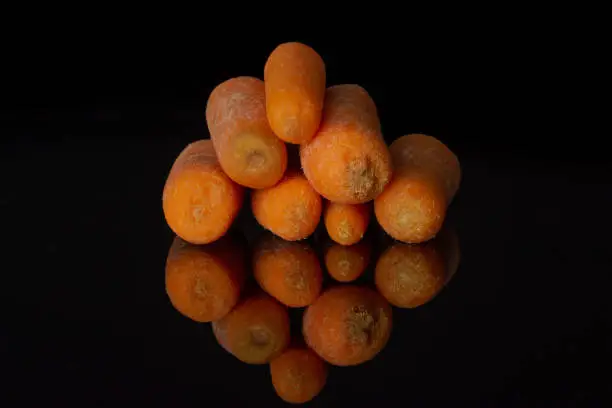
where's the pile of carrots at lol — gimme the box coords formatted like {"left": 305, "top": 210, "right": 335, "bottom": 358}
{"left": 163, "top": 42, "right": 461, "bottom": 404}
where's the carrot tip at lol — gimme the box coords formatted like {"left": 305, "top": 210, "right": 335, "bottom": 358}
{"left": 246, "top": 150, "right": 266, "bottom": 171}
{"left": 346, "top": 156, "right": 386, "bottom": 202}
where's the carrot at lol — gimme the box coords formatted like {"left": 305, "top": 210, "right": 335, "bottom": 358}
{"left": 212, "top": 292, "right": 290, "bottom": 364}
{"left": 253, "top": 233, "right": 323, "bottom": 307}
{"left": 324, "top": 237, "right": 371, "bottom": 282}
{"left": 270, "top": 346, "right": 328, "bottom": 404}
{"left": 251, "top": 169, "right": 322, "bottom": 241}
{"left": 162, "top": 139, "right": 244, "bottom": 244}
{"left": 300, "top": 84, "right": 392, "bottom": 204}
{"left": 165, "top": 234, "right": 246, "bottom": 322}
{"left": 206, "top": 76, "right": 287, "bottom": 189}
{"left": 264, "top": 42, "right": 326, "bottom": 144}
{"left": 374, "top": 241, "right": 446, "bottom": 308}
{"left": 374, "top": 134, "right": 460, "bottom": 243}
{"left": 303, "top": 285, "right": 392, "bottom": 366}
{"left": 324, "top": 202, "right": 371, "bottom": 245}
{"left": 374, "top": 224, "right": 460, "bottom": 307}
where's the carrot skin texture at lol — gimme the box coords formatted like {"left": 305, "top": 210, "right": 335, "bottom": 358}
{"left": 253, "top": 234, "right": 323, "bottom": 307}
{"left": 162, "top": 139, "right": 244, "bottom": 244}
{"left": 300, "top": 85, "right": 392, "bottom": 204}
{"left": 265, "top": 42, "right": 326, "bottom": 144}
{"left": 375, "top": 241, "right": 446, "bottom": 308}
{"left": 388, "top": 133, "right": 461, "bottom": 202}
{"left": 324, "top": 237, "right": 371, "bottom": 283}
{"left": 303, "top": 285, "right": 392, "bottom": 366}
{"left": 251, "top": 169, "right": 322, "bottom": 241}
{"left": 374, "top": 134, "right": 460, "bottom": 243}
{"left": 206, "top": 76, "right": 287, "bottom": 189}
{"left": 324, "top": 202, "right": 371, "bottom": 245}
{"left": 212, "top": 293, "right": 290, "bottom": 364}
{"left": 165, "top": 235, "right": 246, "bottom": 322}
{"left": 270, "top": 346, "right": 328, "bottom": 404}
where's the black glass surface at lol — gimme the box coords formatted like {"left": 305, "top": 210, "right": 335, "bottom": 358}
{"left": 3, "top": 35, "right": 609, "bottom": 407}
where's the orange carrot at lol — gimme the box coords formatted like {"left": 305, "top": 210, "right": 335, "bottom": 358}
{"left": 212, "top": 292, "right": 290, "bottom": 364}
{"left": 324, "top": 202, "right": 371, "bottom": 245}
{"left": 253, "top": 233, "right": 322, "bottom": 307}
{"left": 375, "top": 224, "right": 460, "bottom": 307}
{"left": 251, "top": 169, "right": 322, "bottom": 241}
{"left": 162, "top": 139, "right": 244, "bottom": 244}
{"left": 206, "top": 76, "right": 287, "bottom": 189}
{"left": 300, "top": 84, "right": 392, "bottom": 204}
{"left": 264, "top": 42, "right": 326, "bottom": 144}
{"left": 165, "top": 234, "right": 246, "bottom": 322}
{"left": 324, "top": 237, "right": 371, "bottom": 282}
{"left": 270, "top": 346, "right": 328, "bottom": 404}
{"left": 374, "top": 134, "right": 460, "bottom": 243}
{"left": 303, "top": 285, "right": 392, "bottom": 366}
{"left": 374, "top": 241, "right": 446, "bottom": 308}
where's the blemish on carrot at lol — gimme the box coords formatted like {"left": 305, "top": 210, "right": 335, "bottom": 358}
{"left": 303, "top": 285, "right": 392, "bottom": 366}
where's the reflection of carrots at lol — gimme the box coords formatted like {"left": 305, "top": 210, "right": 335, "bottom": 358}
{"left": 206, "top": 76, "right": 287, "bottom": 189}
{"left": 253, "top": 234, "right": 322, "bottom": 307}
{"left": 375, "top": 242, "right": 446, "bottom": 308}
{"left": 374, "top": 134, "right": 460, "bottom": 243}
{"left": 212, "top": 292, "right": 290, "bottom": 364}
{"left": 303, "top": 285, "right": 392, "bottom": 366}
{"left": 265, "top": 42, "right": 326, "bottom": 144}
{"left": 270, "top": 346, "right": 328, "bottom": 404}
{"left": 324, "top": 202, "right": 371, "bottom": 245}
{"left": 165, "top": 235, "right": 246, "bottom": 322}
{"left": 251, "top": 169, "right": 322, "bottom": 241}
{"left": 300, "top": 85, "right": 392, "bottom": 204}
{"left": 432, "top": 224, "right": 461, "bottom": 285}
{"left": 162, "top": 140, "right": 244, "bottom": 244}
{"left": 324, "top": 237, "right": 371, "bottom": 282}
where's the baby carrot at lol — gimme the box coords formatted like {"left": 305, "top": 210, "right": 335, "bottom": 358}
{"left": 375, "top": 224, "right": 460, "bottom": 307}
{"left": 251, "top": 169, "right": 322, "bottom": 241}
{"left": 162, "top": 139, "right": 244, "bottom": 244}
{"left": 324, "top": 236, "right": 372, "bottom": 283}
{"left": 374, "top": 241, "right": 446, "bottom": 308}
{"left": 165, "top": 234, "right": 246, "bottom": 322}
{"left": 253, "top": 233, "right": 323, "bottom": 307}
{"left": 303, "top": 285, "right": 392, "bottom": 366}
{"left": 300, "top": 84, "right": 392, "bottom": 204}
{"left": 206, "top": 76, "right": 287, "bottom": 189}
{"left": 270, "top": 346, "right": 328, "bottom": 404}
{"left": 324, "top": 202, "right": 371, "bottom": 245}
{"left": 264, "top": 42, "right": 326, "bottom": 144}
{"left": 212, "top": 292, "right": 290, "bottom": 364}
{"left": 374, "top": 134, "right": 460, "bottom": 243}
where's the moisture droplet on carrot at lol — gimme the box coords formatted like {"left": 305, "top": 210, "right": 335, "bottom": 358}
{"left": 165, "top": 234, "right": 246, "bottom": 322}
{"left": 251, "top": 169, "right": 322, "bottom": 241}
{"left": 270, "top": 346, "right": 328, "bottom": 404}
{"left": 303, "top": 285, "right": 392, "bottom": 366}
{"left": 206, "top": 76, "right": 287, "bottom": 189}
{"left": 324, "top": 237, "right": 371, "bottom": 283}
{"left": 374, "top": 134, "right": 460, "bottom": 243}
{"left": 265, "top": 42, "right": 326, "bottom": 144}
{"left": 374, "top": 241, "right": 447, "bottom": 308}
{"left": 324, "top": 202, "right": 371, "bottom": 245}
{"left": 162, "top": 139, "right": 244, "bottom": 244}
{"left": 212, "top": 292, "right": 290, "bottom": 364}
{"left": 253, "top": 233, "right": 323, "bottom": 307}
{"left": 300, "top": 84, "right": 393, "bottom": 204}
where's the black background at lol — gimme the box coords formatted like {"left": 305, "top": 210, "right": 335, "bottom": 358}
{"left": 2, "top": 28, "right": 610, "bottom": 407}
